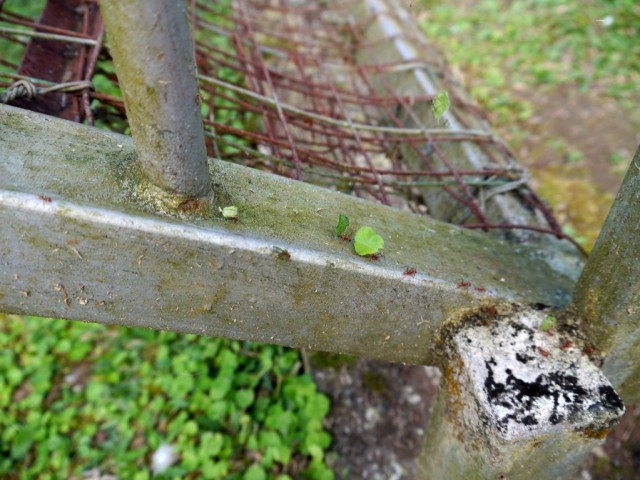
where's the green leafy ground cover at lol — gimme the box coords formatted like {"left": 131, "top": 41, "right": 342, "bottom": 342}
{"left": 2, "top": 1, "right": 638, "bottom": 477}
{"left": 0, "top": 315, "right": 332, "bottom": 479}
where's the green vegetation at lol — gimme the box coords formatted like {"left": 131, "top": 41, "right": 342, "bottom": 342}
{"left": 0, "top": 314, "right": 332, "bottom": 479}
{"left": 334, "top": 214, "right": 349, "bottom": 237}
{"left": 421, "top": 0, "right": 640, "bottom": 126}
{"left": 431, "top": 90, "right": 450, "bottom": 119}
{"left": 1, "top": 2, "right": 334, "bottom": 476}
{"left": 353, "top": 227, "right": 385, "bottom": 256}
{"left": 420, "top": 0, "right": 639, "bottom": 250}
{"left": 222, "top": 206, "right": 240, "bottom": 220}
{"left": 309, "top": 353, "right": 357, "bottom": 370}
{"left": 194, "top": 1, "right": 261, "bottom": 159}
{"left": 3, "top": 2, "right": 636, "bottom": 477}
{"left": 541, "top": 314, "right": 557, "bottom": 332}
{"left": 0, "top": 0, "right": 46, "bottom": 77}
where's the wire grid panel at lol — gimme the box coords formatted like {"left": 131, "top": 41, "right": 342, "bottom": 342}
{"left": 0, "top": 0, "right": 581, "bottom": 253}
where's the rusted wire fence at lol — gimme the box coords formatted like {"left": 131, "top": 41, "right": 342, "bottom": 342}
{"left": 0, "top": 0, "right": 584, "bottom": 254}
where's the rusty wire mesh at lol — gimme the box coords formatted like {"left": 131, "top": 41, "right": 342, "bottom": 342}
{"left": 0, "top": 0, "right": 585, "bottom": 255}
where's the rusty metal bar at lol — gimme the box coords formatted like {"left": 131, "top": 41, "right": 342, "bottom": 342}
{"left": 1, "top": 1, "right": 631, "bottom": 477}
{"left": 10, "top": 0, "right": 101, "bottom": 122}
{"left": 353, "top": 0, "right": 584, "bottom": 277}
{"left": 99, "top": 0, "right": 210, "bottom": 198}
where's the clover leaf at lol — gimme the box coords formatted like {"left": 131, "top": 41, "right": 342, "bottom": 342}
{"left": 354, "top": 226, "right": 384, "bottom": 256}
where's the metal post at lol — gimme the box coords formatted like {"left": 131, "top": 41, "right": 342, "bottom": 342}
{"left": 99, "top": 0, "right": 210, "bottom": 198}
{"left": 572, "top": 146, "right": 640, "bottom": 403}
{"left": 416, "top": 306, "right": 624, "bottom": 479}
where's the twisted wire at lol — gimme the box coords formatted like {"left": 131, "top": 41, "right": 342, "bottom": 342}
{"left": 0, "top": 79, "right": 93, "bottom": 104}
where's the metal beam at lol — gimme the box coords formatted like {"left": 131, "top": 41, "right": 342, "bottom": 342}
{"left": 0, "top": 104, "right": 575, "bottom": 364}
{"left": 99, "top": 0, "right": 210, "bottom": 198}
{"left": 354, "top": 0, "right": 583, "bottom": 280}
{"left": 572, "top": 146, "right": 640, "bottom": 403}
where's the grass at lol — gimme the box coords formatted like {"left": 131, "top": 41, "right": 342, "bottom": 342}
{"left": 0, "top": 1, "right": 47, "bottom": 78}
{"left": 1, "top": 1, "right": 334, "bottom": 477}
{"left": 2, "top": 1, "right": 637, "bottom": 476}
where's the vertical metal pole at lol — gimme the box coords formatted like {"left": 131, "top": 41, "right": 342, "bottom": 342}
{"left": 415, "top": 307, "right": 624, "bottom": 479}
{"left": 100, "top": 0, "right": 210, "bottom": 198}
{"left": 572, "top": 146, "right": 640, "bottom": 403}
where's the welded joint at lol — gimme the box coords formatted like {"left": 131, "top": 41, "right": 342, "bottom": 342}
{"left": 421, "top": 305, "right": 625, "bottom": 479}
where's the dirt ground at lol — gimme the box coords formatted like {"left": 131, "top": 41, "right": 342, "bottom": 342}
{"left": 313, "top": 358, "right": 440, "bottom": 479}
{"left": 312, "top": 83, "right": 640, "bottom": 479}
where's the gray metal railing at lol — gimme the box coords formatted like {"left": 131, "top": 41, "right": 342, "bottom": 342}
{"left": 1, "top": 1, "right": 638, "bottom": 478}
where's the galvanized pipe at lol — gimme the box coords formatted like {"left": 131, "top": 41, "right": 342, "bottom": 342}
{"left": 572, "top": 146, "right": 640, "bottom": 403}
{"left": 100, "top": 0, "right": 210, "bottom": 198}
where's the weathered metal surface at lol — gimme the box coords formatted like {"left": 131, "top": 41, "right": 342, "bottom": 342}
{"left": 12, "top": 0, "right": 101, "bottom": 122}
{"left": 99, "top": 0, "right": 210, "bottom": 198}
{"left": 355, "top": 0, "right": 584, "bottom": 281}
{"left": 572, "top": 147, "right": 640, "bottom": 404}
{"left": 0, "top": 104, "right": 577, "bottom": 364}
{"left": 417, "top": 306, "right": 624, "bottom": 479}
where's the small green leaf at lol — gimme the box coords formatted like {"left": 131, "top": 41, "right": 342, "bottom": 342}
{"left": 335, "top": 214, "right": 349, "bottom": 236}
{"left": 541, "top": 315, "right": 557, "bottom": 331}
{"left": 244, "top": 464, "right": 267, "bottom": 480}
{"left": 234, "top": 389, "right": 255, "bottom": 409}
{"left": 85, "top": 382, "right": 106, "bottom": 403}
{"left": 11, "top": 423, "right": 38, "bottom": 459}
{"left": 432, "top": 90, "right": 450, "bottom": 119}
{"left": 354, "top": 227, "right": 384, "bottom": 256}
{"left": 221, "top": 206, "right": 239, "bottom": 219}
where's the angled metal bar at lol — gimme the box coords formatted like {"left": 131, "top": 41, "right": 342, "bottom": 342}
{"left": 0, "top": 104, "right": 575, "bottom": 364}
{"left": 572, "top": 146, "right": 640, "bottom": 403}
{"left": 99, "top": 0, "right": 210, "bottom": 198}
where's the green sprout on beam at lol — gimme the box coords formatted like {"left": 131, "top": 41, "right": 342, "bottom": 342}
{"left": 541, "top": 314, "right": 557, "bottom": 332}
{"left": 335, "top": 214, "right": 349, "bottom": 236}
{"left": 432, "top": 90, "right": 450, "bottom": 119}
{"left": 221, "top": 206, "right": 239, "bottom": 220}
{"left": 354, "top": 226, "right": 384, "bottom": 256}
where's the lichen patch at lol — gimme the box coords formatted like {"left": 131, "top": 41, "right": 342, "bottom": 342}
{"left": 454, "top": 309, "right": 624, "bottom": 440}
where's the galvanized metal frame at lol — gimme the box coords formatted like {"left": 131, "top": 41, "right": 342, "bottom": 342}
{"left": 1, "top": 0, "right": 638, "bottom": 478}
{"left": 573, "top": 148, "right": 640, "bottom": 404}
{"left": 0, "top": 104, "right": 575, "bottom": 364}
